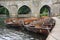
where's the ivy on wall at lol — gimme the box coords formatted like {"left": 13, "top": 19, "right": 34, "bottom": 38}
{"left": 18, "top": 5, "right": 31, "bottom": 14}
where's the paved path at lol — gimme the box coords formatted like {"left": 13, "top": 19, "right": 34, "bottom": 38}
{"left": 46, "top": 17, "right": 60, "bottom": 40}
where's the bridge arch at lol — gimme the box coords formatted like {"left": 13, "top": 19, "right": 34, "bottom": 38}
{"left": 40, "top": 5, "right": 51, "bottom": 17}
{"left": 18, "top": 5, "right": 31, "bottom": 14}
{"left": 0, "top": 5, "right": 9, "bottom": 17}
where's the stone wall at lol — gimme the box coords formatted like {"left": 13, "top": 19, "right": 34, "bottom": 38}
{"left": 0, "top": 0, "right": 60, "bottom": 17}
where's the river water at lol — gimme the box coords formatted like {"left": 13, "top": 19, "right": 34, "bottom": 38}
{"left": 0, "top": 26, "right": 47, "bottom": 40}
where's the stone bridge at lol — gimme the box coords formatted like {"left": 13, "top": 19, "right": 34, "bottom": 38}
{"left": 0, "top": 0, "right": 60, "bottom": 17}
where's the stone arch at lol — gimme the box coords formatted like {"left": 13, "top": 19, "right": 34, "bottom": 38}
{"left": 40, "top": 5, "right": 51, "bottom": 17}
{"left": 18, "top": 5, "right": 31, "bottom": 14}
{"left": 0, "top": 5, "right": 9, "bottom": 17}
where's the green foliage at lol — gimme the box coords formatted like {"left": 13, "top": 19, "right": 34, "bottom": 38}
{"left": 18, "top": 5, "right": 31, "bottom": 14}
{"left": 0, "top": 6, "right": 9, "bottom": 16}
{"left": 40, "top": 7, "right": 48, "bottom": 14}
{"left": 40, "top": 13, "right": 48, "bottom": 17}
{"left": 40, "top": 6, "right": 49, "bottom": 17}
